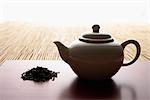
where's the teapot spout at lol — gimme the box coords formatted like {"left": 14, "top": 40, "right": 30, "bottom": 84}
{"left": 54, "top": 41, "right": 70, "bottom": 63}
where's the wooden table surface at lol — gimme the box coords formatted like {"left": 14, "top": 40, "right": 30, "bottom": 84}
{"left": 0, "top": 22, "right": 150, "bottom": 64}
{"left": 0, "top": 60, "right": 149, "bottom": 100}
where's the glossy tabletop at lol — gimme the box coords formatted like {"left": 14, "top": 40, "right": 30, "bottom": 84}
{"left": 0, "top": 60, "right": 150, "bottom": 100}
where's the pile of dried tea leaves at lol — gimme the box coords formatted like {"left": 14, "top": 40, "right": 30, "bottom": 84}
{"left": 21, "top": 66, "right": 59, "bottom": 82}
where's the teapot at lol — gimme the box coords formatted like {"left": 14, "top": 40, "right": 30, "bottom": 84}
{"left": 54, "top": 24, "right": 141, "bottom": 80}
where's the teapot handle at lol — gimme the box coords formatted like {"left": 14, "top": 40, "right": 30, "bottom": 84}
{"left": 121, "top": 40, "right": 141, "bottom": 66}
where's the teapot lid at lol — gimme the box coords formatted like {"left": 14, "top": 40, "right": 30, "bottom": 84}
{"left": 79, "top": 24, "right": 114, "bottom": 43}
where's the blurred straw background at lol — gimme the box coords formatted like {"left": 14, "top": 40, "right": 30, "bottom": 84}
{"left": 0, "top": 21, "right": 150, "bottom": 64}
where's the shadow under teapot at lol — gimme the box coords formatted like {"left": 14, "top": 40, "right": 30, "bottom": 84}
{"left": 60, "top": 78, "right": 121, "bottom": 100}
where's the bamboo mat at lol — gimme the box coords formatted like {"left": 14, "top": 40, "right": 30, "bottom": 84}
{"left": 0, "top": 21, "right": 150, "bottom": 64}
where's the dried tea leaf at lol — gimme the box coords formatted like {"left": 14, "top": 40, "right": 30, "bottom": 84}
{"left": 21, "top": 66, "right": 59, "bottom": 82}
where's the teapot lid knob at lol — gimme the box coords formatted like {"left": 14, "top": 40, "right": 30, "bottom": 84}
{"left": 79, "top": 24, "right": 114, "bottom": 43}
{"left": 92, "top": 24, "right": 100, "bottom": 33}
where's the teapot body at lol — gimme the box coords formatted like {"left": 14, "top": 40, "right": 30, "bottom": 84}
{"left": 68, "top": 40, "right": 124, "bottom": 80}
{"left": 54, "top": 24, "right": 141, "bottom": 80}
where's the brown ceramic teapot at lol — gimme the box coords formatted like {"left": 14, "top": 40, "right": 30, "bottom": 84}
{"left": 54, "top": 24, "right": 141, "bottom": 80}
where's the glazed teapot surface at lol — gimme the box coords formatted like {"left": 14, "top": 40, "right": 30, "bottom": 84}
{"left": 54, "top": 24, "right": 141, "bottom": 80}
